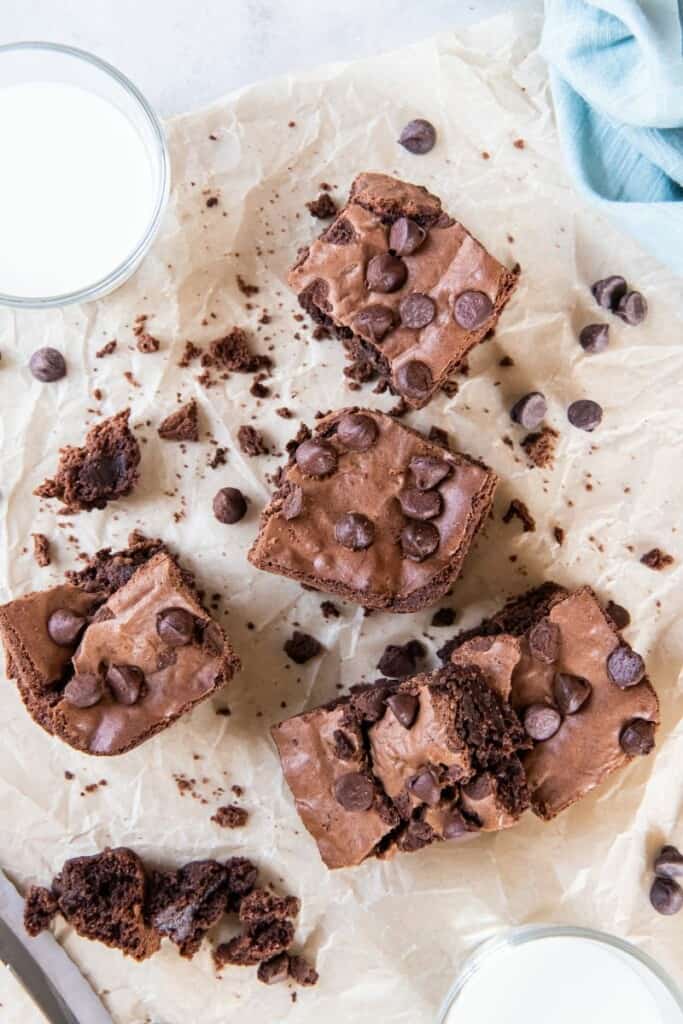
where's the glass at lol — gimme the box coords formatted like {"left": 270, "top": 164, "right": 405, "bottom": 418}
{"left": 437, "top": 924, "right": 683, "bottom": 1023}
{"left": 0, "top": 41, "right": 169, "bottom": 308}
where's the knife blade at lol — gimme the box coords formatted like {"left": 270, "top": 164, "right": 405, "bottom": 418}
{"left": 0, "top": 866, "right": 113, "bottom": 1024}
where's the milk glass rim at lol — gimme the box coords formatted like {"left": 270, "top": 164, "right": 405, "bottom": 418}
{"left": 0, "top": 40, "right": 170, "bottom": 309}
{"left": 436, "top": 924, "right": 683, "bottom": 1022}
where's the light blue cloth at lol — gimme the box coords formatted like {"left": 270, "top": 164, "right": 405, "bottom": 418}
{"left": 542, "top": 0, "right": 683, "bottom": 275}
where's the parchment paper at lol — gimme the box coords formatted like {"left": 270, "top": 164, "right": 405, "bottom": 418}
{"left": 2, "top": 7, "right": 683, "bottom": 1022}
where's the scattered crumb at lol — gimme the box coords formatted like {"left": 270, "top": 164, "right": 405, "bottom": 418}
{"left": 276, "top": 407, "right": 293, "bottom": 419}
{"left": 211, "top": 804, "right": 248, "bottom": 829}
{"left": 522, "top": 427, "right": 558, "bottom": 469}
{"left": 306, "top": 193, "right": 337, "bottom": 219}
{"left": 208, "top": 446, "right": 228, "bottom": 469}
{"left": 431, "top": 607, "right": 455, "bottom": 628}
{"left": 320, "top": 601, "right": 339, "bottom": 620}
{"left": 503, "top": 499, "right": 536, "bottom": 532}
{"left": 237, "top": 425, "right": 268, "bottom": 456}
{"left": 95, "top": 340, "right": 117, "bottom": 359}
{"left": 236, "top": 275, "right": 259, "bottom": 297}
{"left": 158, "top": 399, "right": 199, "bottom": 442}
{"left": 513, "top": 138, "right": 525, "bottom": 149}
{"left": 137, "top": 334, "right": 160, "bottom": 353}
{"left": 499, "top": 355, "right": 514, "bottom": 367}
{"left": 32, "top": 533, "right": 51, "bottom": 567}
{"left": 640, "top": 548, "right": 674, "bottom": 571}
{"left": 206, "top": 195, "right": 219, "bottom": 208}
{"left": 553, "top": 526, "right": 565, "bottom": 545}
{"left": 178, "top": 341, "right": 202, "bottom": 368}
{"left": 284, "top": 631, "right": 322, "bottom": 665}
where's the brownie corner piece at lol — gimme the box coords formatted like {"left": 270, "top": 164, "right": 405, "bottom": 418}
{"left": 247, "top": 407, "right": 496, "bottom": 612}
{"left": 288, "top": 171, "right": 518, "bottom": 408}
{"left": 447, "top": 583, "right": 659, "bottom": 820}
{"left": 0, "top": 538, "right": 240, "bottom": 755}
{"left": 34, "top": 408, "right": 141, "bottom": 513}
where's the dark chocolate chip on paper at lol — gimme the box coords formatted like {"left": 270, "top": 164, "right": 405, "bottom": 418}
{"left": 567, "top": 399, "right": 603, "bottom": 431}
{"left": 579, "top": 323, "right": 610, "bottom": 354}
{"left": 398, "top": 118, "right": 436, "bottom": 155}
{"left": 616, "top": 290, "right": 647, "bottom": 325}
{"left": 213, "top": 487, "right": 247, "bottom": 524}
{"left": 654, "top": 846, "right": 683, "bottom": 880}
{"left": 650, "top": 877, "right": 683, "bottom": 916}
{"left": 591, "top": 275, "right": 626, "bottom": 311}
{"left": 510, "top": 392, "right": 547, "bottom": 430}
{"left": 29, "top": 347, "right": 66, "bottom": 382}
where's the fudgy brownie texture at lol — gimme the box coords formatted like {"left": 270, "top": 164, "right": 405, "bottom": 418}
{"left": 34, "top": 409, "right": 141, "bottom": 513}
{"left": 24, "top": 848, "right": 317, "bottom": 984}
{"left": 439, "top": 584, "right": 660, "bottom": 819}
{"left": 0, "top": 534, "right": 240, "bottom": 755}
{"left": 248, "top": 408, "right": 496, "bottom": 612}
{"left": 289, "top": 173, "right": 519, "bottom": 408}
{"left": 272, "top": 663, "right": 530, "bottom": 869}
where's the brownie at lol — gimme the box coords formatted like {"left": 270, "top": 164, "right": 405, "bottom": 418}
{"left": 0, "top": 535, "right": 240, "bottom": 755}
{"left": 158, "top": 399, "right": 200, "bottom": 442}
{"left": 442, "top": 585, "right": 660, "bottom": 819}
{"left": 34, "top": 409, "right": 141, "bottom": 512}
{"left": 271, "top": 663, "right": 529, "bottom": 869}
{"left": 23, "top": 847, "right": 312, "bottom": 981}
{"left": 289, "top": 173, "right": 519, "bottom": 408}
{"left": 248, "top": 408, "right": 497, "bottom": 612}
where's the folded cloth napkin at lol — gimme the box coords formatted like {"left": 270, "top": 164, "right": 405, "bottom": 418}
{"left": 542, "top": 0, "right": 683, "bottom": 275}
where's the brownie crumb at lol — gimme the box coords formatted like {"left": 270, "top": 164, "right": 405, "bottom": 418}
{"left": 208, "top": 446, "right": 228, "bottom": 469}
{"left": 250, "top": 373, "right": 270, "bottom": 398}
{"left": 428, "top": 425, "right": 450, "bottom": 449}
{"left": 158, "top": 399, "right": 200, "bottom": 442}
{"left": 387, "top": 397, "right": 409, "bottom": 419}
{"left": 312, "top": 326, "right": 329, "bottom": 341}
{"left": 212, "top": 804, "right": 249, "bottom": 829}
{"left": 306, "top": 193, "right": 337, "bottom": 219}
{"left": 178, "top": 341, "right": 202, "bottom": 368}
{"left": 499, "top": 355, "right": 514, "bottom": 367}
{"left": 237, "top": 425, "right": 268, "bottom": 457}
{"left": 237, "top": 275, "right": 259, "bottom": 297}
{"left": 209, "top": 327, "right": 271, "bottom": 374}
{"left": 32, "top": 533, "right": 51, "bottom": 567}
{"left": 136, "top": 333, "right": 160, "bottom": 354}
{"left": 513, "top": 138, "right": 526, "bottom": 149}
{"left": 378, "top": 639, "right": 424, "bottom": 678}
{"left": 24, "top": 887, "right": 58, "bottom": 936}
{"left": 206, "top": 195, "right": 219, "bottom": 208}
{"left": 503, "top": 499, "right": 536, "bottom": 532}
{"left": 431, "top": 607, "right": 455, "bottom": 628}
{"left": 95, "top": 340, "right": 117, "bottom": 359}
{"left": 553, "top": 526, "right": 565, "bottom": 545}
{"left": 320, "top": 600, "right": 340, "bottom": 620}
{"left": 522, "top": 426, "right": 558, "bottom": 469}
{"left": 276, "top": 407, "right": 293, "bottom": 419}
{"left": 64, "top": 770, "right": 74, "bottom": 780}
{"left": 284, "top": 631, "right": 322, "bottom": 664}
{"left": 640, "top": 548, "right": 674, "bottom": 571}
{"left": 288, "top": 955, "right": 319, "bottom": 987}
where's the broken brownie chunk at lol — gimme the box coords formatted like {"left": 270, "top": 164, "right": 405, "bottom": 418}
{"left": 0, "top": 535, "right": 240, "bottom": 755}
{"left": 158, "top": 399, "right": 200, "bottom": 442}
{"left": 441, "top": 585, "right": 659, "bottom": 819}
{"left": 34, "top": 409, "right": 141, "bottom": 513}
{"left": 289, "top": 172, "right": 518, "bottom": 408}
{"left": 248, "top": 407, "right": 496, "bottom": 612}
{"left": 271, "top": 662, "right": 529, "bottom": 868}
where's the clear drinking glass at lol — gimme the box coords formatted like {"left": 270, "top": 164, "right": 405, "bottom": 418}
{"left": 0, "top": 41, "right": 169, "bottom": 308}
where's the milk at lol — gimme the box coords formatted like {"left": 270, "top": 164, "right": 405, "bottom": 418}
{"left": 445, "top": 936, "right": 682, "bottom": 1023}
{"left": 0, "top": 81, "right": 156, "bottom": 298}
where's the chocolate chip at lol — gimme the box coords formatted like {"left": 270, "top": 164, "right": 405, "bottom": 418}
{"left": 654, "top": 846, "right": 683, "bottom": 880}
{"left": 282, "top": 483, "right": 304, "bottom": 520}
{"left": 156, "top": 607, "right": 195, "bottom": 646}
{"left": 366, "top": 253, "right": 407, "bottom": 293}
{"left": 29, "top": 347, "right": 66, "bottom": 382}
{"left": 336, "top": 413, "right": 378, "bottom": 451}
{"left": 606, "top": 601, "right": 630, "bottom": 630}
{"left": 389, "top": 217, "right": 427, "bottom": 256}
{"left": 553, "top": 674, "right": 591, "bottom": 715}
{"left": 334, "top": 512, "right": 375, "bottom": 550}
{"left": 257, "top": 952, "right": 290, "bottom": 985}
{"left": 579, "top": 323, "right": 610, "bottom": 354}
{"left": 409, "top": 769, "right": 441, "bottom": 806}
{"left": 386, "top": 693, "right": 419, "bottom": 728}
{"left": 567, "top": 399, "right": 603, "bottom": 431}
{"left": 443, "top": 809, "right": 473, "bottom": 840}
{"left": 284, "top": 630, "right": 322, "bottom": 664}
{"left": 398, "top": 118, "right": 436, "bottom": 154}
{"left": 510, "top": 392, "right": 547, "bottom": 430}
{"left": 591, "top": 275, "right": 626, "bottom": 311}
{"left": 523, "top": 704, "right": 561, "bottom": 741}
{"left": 378, "top": 640, "right": 424, "bottom": 679}
{"left": 650, "top": 877, "right": 683, "bottom": 916}
{"left": 398, "top": 488, "right": 442, "bottom": 520}
{"left": 431, "top": 607, "right": 456, "bottom": 628}
{"left": 213, "top": 487, "right": 247, "bottom": 524}
{"left": 463, "top": 774, "right": 492, "bottom": 800}
{"left": 106, "top": 664, "right": 144, "bottom": 705}
{"left": 332, "top": 729, "right": 356, "bottom": 761}
{"left": 409, "top": 455, "right": 451, "bottom": 490}
{"left": 607, "top": 644, "right": 645, "bottom": 687}
{"left": 334, "top": 772, "right": 374, "bottom": 812}
{"left": 401, "top": 520, "right": 440, "bottom": 561}
{"left": 353, "top": 304, "right": 395, "bottom": 343}
{"left": 616, "top": 290, "right": 647, "bottom": 325}
{"left": 399, "top": 293, "right": 436, "bottom": 329}
{"left": 528, "top": 618, "right": 561, "bottom": 664}
{"left": 295, "top": 439, "right": 338, "bottom": 477}
{"left": 619, "top": 718, "right": 655, "bottom": 756}
{"left": 395, "top": 360, "right": 433, "bottom": 401}
{"left": 47, "top": 608, "right": 86, "bottom": 647}
{"left": 63, "top": 673, "right": 103, "bottom": 708}
{"left": 453, "top": 290, "right": 493, "bottom": 330}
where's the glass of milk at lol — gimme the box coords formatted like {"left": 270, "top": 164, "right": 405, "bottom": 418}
{"left": 437, "top": 925, "right": 683, "bottom": 1024}
{"left": 0, "top": 41, "right": 169, "bottom": 307}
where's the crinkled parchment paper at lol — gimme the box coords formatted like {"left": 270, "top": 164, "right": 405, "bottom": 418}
{"left": 2, "top": 6, "right": 683, "bottom": 1022}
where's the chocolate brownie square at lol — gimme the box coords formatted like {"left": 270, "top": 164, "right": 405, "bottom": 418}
{"left": 289, "top": 173, "right": 519, "bottom": 407}
{"left": 271, "top": 663, "right": 530, "bottom": 869}
{"left": 248, "top": 408, "right": 496, "bottom": 612}
{"left": 0, "top": 535, "right": 240, "bottom": 755}
{"left": 443, "top": 585, "right": 660, "bottom": 819}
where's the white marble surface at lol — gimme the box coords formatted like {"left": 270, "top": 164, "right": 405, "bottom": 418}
{"left": 4, "top": 0, "right": 520, "bottom": 116}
